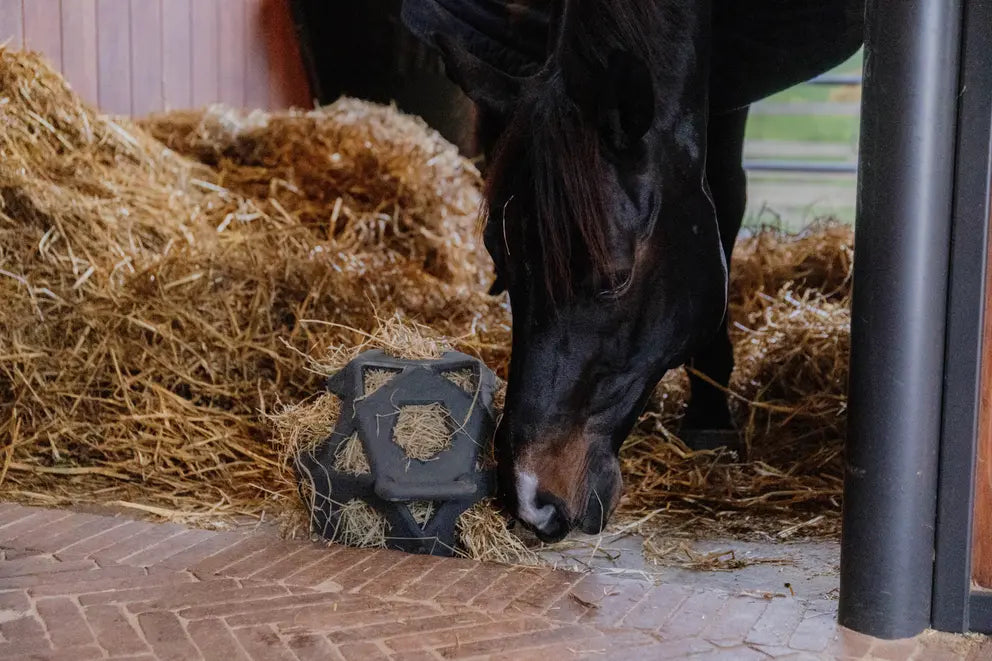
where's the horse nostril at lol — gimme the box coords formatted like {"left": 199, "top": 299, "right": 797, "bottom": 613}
{"left": 516, "top": 485, "right": 571, "bottom": 542}
{"left": 532, "top": 500, "right": 570, "bottom": 542}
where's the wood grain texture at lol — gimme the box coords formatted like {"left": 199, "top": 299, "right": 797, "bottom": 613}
{"left": 23, "top": 0, "right": 61, "bottom": 68}
{"left": 96, "top": 0, "right": 131, "bottom": 115}
{"left": 61, "top": 0, "right": 99, "bottom": 105}
{"left": 261, "top": 0, "right": 309, "bottom": 109}
{"left": 0, "top": 0, "right": 22, "bottom": 48}
{"left": 974, "top": 194, "right": 992, "bottom": 589}
{"left": 190, "top": 0, "right": 219, "bottom": 107}
{"left": 161, "top": 0, "right": 192, "bottom": 110}
{"left": 1, "top": 0, "right": 309, "bottom": 114}
{"left": 243, "top": 0, "right": 268, "bottom": 109}
{"left": 218, "top": 0, "right": 245, "bottom": 107}
{"left": 129, "top": 0, "right": 163, "bottom": 115}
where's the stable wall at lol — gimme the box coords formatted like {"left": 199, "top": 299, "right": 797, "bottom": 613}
{"left": 976, "top": 195, "right": 992, "bottom": 590}
{"left": 0, "top": 0, "right": 310, "bottom": 114}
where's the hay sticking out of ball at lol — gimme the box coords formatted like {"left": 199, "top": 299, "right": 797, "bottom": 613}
{"left": 335, "top": 500, "right": 389, "bottom": 548}
{"left": 270, "top": 393, "right": 342, "bottom": 458}
{"left": 409, "top": 501, "right": 437, "bottom": 528}
{"left": 443, "top": 369, "right": 477, "bottom": 393}
{"left": 363, "top": 369, "right": 399, "bottom": 396}
{"left": 333, "top": 433, "right": 371, "bottom": 475}
{"left": 393, "top": 403, "right": 453, "bottom": 461}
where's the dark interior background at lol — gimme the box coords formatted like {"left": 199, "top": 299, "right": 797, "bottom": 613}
{"left": 290, "top": 0, "right": 479, "bottom": 156}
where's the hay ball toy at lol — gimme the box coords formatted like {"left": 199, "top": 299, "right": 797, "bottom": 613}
{"left": 294, "top": 349, "right": 499, "bottom": 556}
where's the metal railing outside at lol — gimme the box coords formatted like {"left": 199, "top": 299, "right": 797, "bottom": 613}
{"left": 742, "top": 73, "right": 862, "bottom": 175}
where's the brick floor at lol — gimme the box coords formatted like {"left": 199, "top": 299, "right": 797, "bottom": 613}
{"left": 0, "top": 504, "right": 987, "bottom": 660}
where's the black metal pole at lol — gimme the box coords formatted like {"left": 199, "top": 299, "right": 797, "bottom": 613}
{"left": 839, "top": 0, "right": 963, "bottom": 640}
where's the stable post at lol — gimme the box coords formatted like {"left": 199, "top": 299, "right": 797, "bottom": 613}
{"left": 839, "top": 0, "right": 963, "bottom": 639}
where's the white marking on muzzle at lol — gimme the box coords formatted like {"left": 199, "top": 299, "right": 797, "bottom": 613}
{"left": 515, "top": 470, "right": 556, "bottom": 530}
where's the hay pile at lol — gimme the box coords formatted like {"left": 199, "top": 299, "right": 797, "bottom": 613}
{"left": 624, "top": 225, "right": 852, "bottom": 537}
{"left": 0, "top": 48, "right": 852, "bottom": 547}
{"left": 0, "top": 48, "right": 497, "bottom": 525}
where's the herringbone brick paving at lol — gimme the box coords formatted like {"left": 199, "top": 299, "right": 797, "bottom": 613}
{"left": 0, "top": 504, "right": 986, "bottom": 660}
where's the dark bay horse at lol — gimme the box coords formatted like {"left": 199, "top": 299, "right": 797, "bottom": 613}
{"left": 402, "top": 0, "right": 863, "bottom": 541}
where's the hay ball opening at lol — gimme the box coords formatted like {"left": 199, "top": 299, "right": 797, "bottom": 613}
{"left": 333, "top": 433, "right": 371, "bottom": 475}
{"left": 363, "top": 368, "right": 399, "bottom": 396}
{"left": 442, "top": 368, "right": 477, "bottom": 393}
{"left": 326, "top": 417, "right": 448, "bottom": 539}
{"left": 392, "top": 403, "right": 453, "bottom": 461}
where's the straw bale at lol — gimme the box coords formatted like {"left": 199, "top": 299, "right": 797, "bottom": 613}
{"left": 624, "top": 224, "right": 852, "bottom": 537}
{"left": 731, "top": 222, "right": 853, "bottom": 307}
{"left": 139, "top": 102, "right": 487, "bottom": 291}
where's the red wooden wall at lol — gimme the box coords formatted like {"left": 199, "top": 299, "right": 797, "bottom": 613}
{"left": 974, "top": 193, "right": 992, "bottom": 589}
{"left": 0, "top": 0, "right": 311, "bottom": 115}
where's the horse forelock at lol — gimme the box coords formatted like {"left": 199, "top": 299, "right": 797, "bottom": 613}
{"left": 483, "top": 88, "right": 612, "bottom": 300}
{"left": 481, "top": 0, "right": 681, "bottom": 300}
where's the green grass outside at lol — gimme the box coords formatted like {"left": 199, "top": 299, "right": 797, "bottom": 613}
{"left": 762, "top": 49, "right": 864, "bottom": 103}
{"left": 762, "top": 85, "right": 836, "bottom": 103}
{"left": 740, "top": 49, "right": 863, "bottom": 231}
{"left": 744, "top": 153, "right": 855, "bottom": 163}
{"left": 836, "top": 50, "right": 864, "bottom": 74}
{"left": 745, "top": 114, "right": 860, "bottom": 144}
{"left": 745, "top": 49, "right": 863, "bottom": 144}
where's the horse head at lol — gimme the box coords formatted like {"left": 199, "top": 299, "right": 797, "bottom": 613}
{"left": 438, "top": 0, "right": 728, "bottom": 541}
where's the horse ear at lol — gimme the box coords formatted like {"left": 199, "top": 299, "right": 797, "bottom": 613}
{"left": 434, "top": 34, "right": 521, "bottom": 117}
{"left": 602, "top": 50, "right": 655, "bottom": 147}
{"left": 558, "top": 46, "right": 655, "bottom": 150}
{"left": 551, "top": 0, "right": 654, "bottom": 143}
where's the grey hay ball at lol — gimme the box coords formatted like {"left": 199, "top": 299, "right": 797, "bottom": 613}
{"left": 294, "top": 349, "right": 499, "bottom": 556}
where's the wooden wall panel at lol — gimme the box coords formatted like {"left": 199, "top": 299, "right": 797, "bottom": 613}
{"left": 0, "top": 0, "right": 22, "bottom": 49}
{"left": 0, "top": 0, "right": 310, "bottom": 115}
{"left": 96, "top": 0, "right": 132, "bottom": 115}
{"left": 61, "top": 0, "right": 99, "bottom": 105}
{"left": 23, "top": 0, "right": 61, "bottom": 69}
{"left": 244, "top": 0, "right": 270, "bottom": 109}
{"left": 974, "top": 196, "right": 992, "bottom": 589}
{"left": 130, "top": 0, "right": 163, "bottom": 115}
{"left": 262, "top": 0, "right": 309, "bottom": 109}
{"left": 190, "top": 0, "right": 219, "bottom": 107}
{"left": 161, "top": 0, "right": 192, "bottom": 110}
{"left": 218, "top": 0, "right": 246, "bottom": 107}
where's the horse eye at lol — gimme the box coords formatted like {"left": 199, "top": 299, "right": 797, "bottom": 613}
{"left": 598, "top": 270, "right": 634, "bottom": 298}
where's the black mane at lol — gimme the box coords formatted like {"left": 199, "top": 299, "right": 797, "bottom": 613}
{"left": 483, "top": 0, "right": 683, "bottom": 297}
